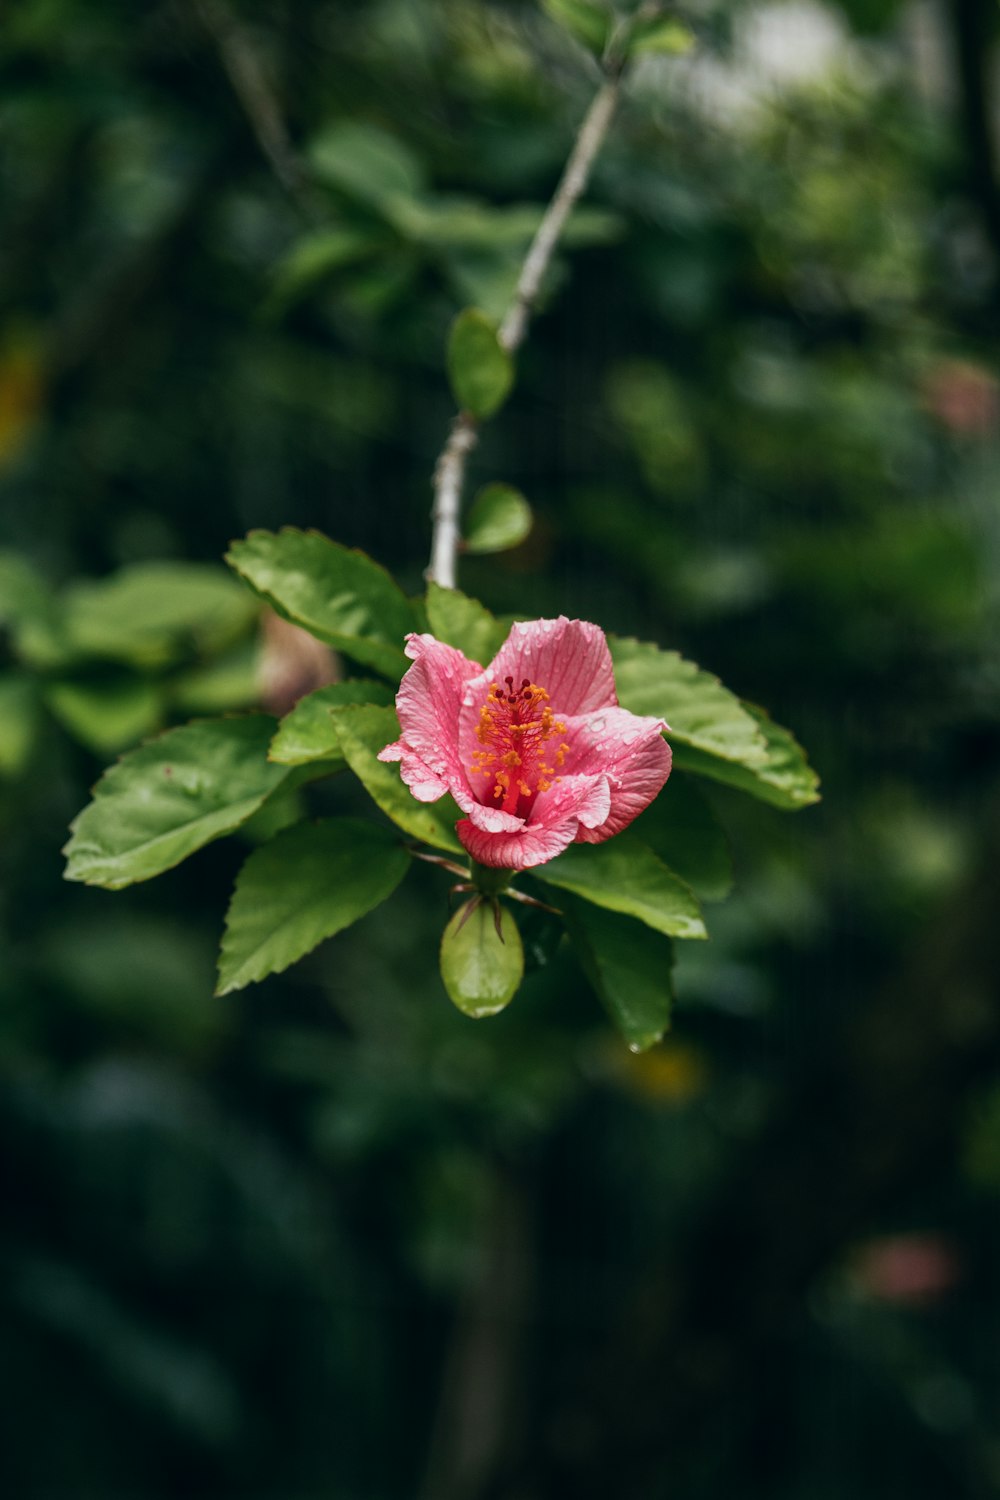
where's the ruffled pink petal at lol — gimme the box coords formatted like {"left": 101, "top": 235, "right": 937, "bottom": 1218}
{"left": 463, "top": 800, "right": 525, "bottom": 835}
{"left": 483, "top": 618, "right": 618, "bottom": 717}
{"left": 456, "top": 773, "right": 611, "bottom": 870}
{"left": 379, "top": 632, "right": 481, "bottom": 800}
{"left": 558, "top": 708, "right": 673, "bottom": 843}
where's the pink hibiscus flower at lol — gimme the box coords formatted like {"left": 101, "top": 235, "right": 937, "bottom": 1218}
{"left": 378, "top": 617, "right": 672, "bottom": 870}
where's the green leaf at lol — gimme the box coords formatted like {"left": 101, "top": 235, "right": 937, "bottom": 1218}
{"left": 610, "top": 635, "right": 769, "bottom": 768}
{"left": 169, "top": 640, "right": 260, "bottom": 715}
{"left": 561, "top": 895, "right": 673, "bottom": 1051}
{"left": 271, "top": 226, "right": 380, "bottom": 309}
{"left": 268, "top": 679, "right": 395, "bottom": 766}
{"left": 64, "top": 715, "right": 288, "bottom": 889}
{"left": 464, "top": 484, "right": 533, "bottom": 555}
{"left": 0, "top": 550, "right": 51, "bottom": 627}
{"left": 446, "top": 309, "right": 514, "bottom": 420}
{"left": 45, "top": 675, "right": 163, "bottom": 754}
{"left": 534, "top": 833, "right": 706, "bottom": 939}
{"left": 0, "top": 673, "right": 40, "bottom": 777}
{"left": 542, "top": 0, "right": 610, "bottom": 55}
{"left": 307, "top": 121, "right": 425, "bottom": 212}
{"left": 629, "top": 17, "right": 695, "bottom": 56}
{"left": 439, "top": 900, "right": 523, "bottom": 1018}
{"left": 425, "top": 582, "right": 507, "bottom": 665}
{"left": 225, "top": 528, "right": 415, "bottom": 679}
{"left": 216, "top": 818, "right": 409, "bottom": 994}
{"left": 674, "top": 705, "right": 821, "bottom": 810}
{"left": 334, "top": 704, "right": 464, "bottom": 854}
{"left": 62, "top": 563, "right": 259, "bottom": 668}
{"left": 631, "top": 774, "right": 732, "bottom": 901}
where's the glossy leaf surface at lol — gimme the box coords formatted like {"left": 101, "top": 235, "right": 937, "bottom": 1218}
{"left": 335, "top": 704, "right": 464, "bottom": 854}
{"left": 562, "top": 895, "right": 673, "bottom": 1051}
{"left": 269, "top": 680, "right": 395, "bottom": 766}
{"left": 534, "top": 833, "right": 706, "bottom": 939}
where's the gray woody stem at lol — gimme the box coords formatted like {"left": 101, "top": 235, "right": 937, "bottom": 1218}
{"left": 427, "top": 74, "right": 621, "bottom": 589}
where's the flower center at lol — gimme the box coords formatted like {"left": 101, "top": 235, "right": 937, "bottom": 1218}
{"left": 470, "top": 676, "right": 570, "bottom": 817}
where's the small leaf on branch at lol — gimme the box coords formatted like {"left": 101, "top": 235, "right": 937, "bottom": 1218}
{"left": 440, "top": 899, "right": 524, "bottom": 1018}
{"left": 542, "top": 0, "right": 611, "bottom": 56}
{"left": 425, "top": 582, "right": 508, "bottom": 665}
{"left": 534, "top": 832, "right": 706, "bottom": 939}
{"left": 225, "top": 528, "right": 415, "bottom": 679}
{"left": 463, "top": 485, "right": 533, "bottom": 555}
{"left": 63, "top": 716, "right": 287, "bottom": 889}
{"left": 269, "top": 679, "right": 395, "bottom": 766}
{"left": 335, "top": 704, "right": 464, "bottom": 854}
{"left": 561, "top": 895, "right": 673, "bottom": 1051}
{"left": 216, "top": 818, "right": 409, "bottom": 995}
{"left": 446, "top": 309, "right": 514, "bottom": 419}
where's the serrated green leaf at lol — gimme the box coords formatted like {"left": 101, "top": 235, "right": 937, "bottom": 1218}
{"left": 225, "top": 528, "right": 414, "bottom": 679}
{"left": 562, "top": 895, "right": 673, "bottom": 1050}
{"left": 440, "top": 900, "right": 523, "bottom": 1017}
{"left": 62, "top": 563, "right": 258, "bottom": 669}
{"left": 464, "top": 484, "right": 533, "bottom": 555}
{"left": 0, "top": 673, "right": 40, "bottom": 777}
{"left": 629, "top": 17, "right": 695, "bottom": 56}
{"left": 534, "top": 832, "right": 706, "bottom": 939}
{"left": 46, "top": 675, "right": 163, "bottom": 754}
{"left": 425, "top": 582, "right": 507, "bottom": 665}
{"left": 217, "top": 818, "right": 409, "bottom": 994}
{"left": 307, "top": 121, "right": 425, "bottom": 211}
{"left": 64, "top": 716, "right": 287, "bottom": 889}
{"left": 542, "top": 0, "right": 610, "bottom": 55}
{"left": 447, "top": 309, "right": 514, "bottom": 420}
{"left": 673, "top": 704, "right": 821, "bottom": 810}
{"left": 269, "top": 679, "right": 395, "bottom": 766}
{"left": 334, "top": 704, "right": 464, "bottom": 854}
{"left": 631, "top": 774, "right": 732, "bottom": 901}
{"left": 610, "top": 635, "right": 769, "bottom": 768}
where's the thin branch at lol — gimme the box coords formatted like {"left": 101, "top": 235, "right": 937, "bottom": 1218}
{"left": 193, "top": 0, "right": 308, "bottom": 204}
{"left": 426, "top": 73, "right": 623, "bottom": 587}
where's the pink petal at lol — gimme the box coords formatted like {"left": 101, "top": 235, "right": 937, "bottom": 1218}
{"left": 456, "top": 773, "right": 611, "bottom": 870}
{"left": 484, "top": 618, "right": 617, "bottom": 716}
{"left": 463, "top": 801, "right": 525, "bottom": 835}
{"left": 378, "top": 741, "right": 452, "bottom": 803}
{"left": 559, "top": 708, "right": 672, "bottom": 843}
{"left": 385, "top": 632, "right": 481, "bottom": 798}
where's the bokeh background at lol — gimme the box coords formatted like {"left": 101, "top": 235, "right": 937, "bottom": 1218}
{"left": 4, "top": 0, "right": 1000, "bottom": 1495}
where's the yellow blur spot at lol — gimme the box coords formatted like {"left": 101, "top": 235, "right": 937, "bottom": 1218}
{"left": 619, "top": 1041, "right": 707, "bottom": 1106}
{"left": 0, "top": 331, "right": 45, "bottom": 467}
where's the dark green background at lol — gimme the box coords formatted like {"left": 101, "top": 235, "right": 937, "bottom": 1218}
{"left": 4, "top": 0, "right": 1000, "bottom": 1495}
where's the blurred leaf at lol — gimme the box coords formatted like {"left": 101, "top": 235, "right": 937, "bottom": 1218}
{"left": 629, "top": 17, "right": 695, "bottom": 56}
{"left": 226, "top": 528, "right": 414, "bottom": 679}
{"left": 64, "top": 716, "right": 287, "bottom": 889}
{"left": 463, "top": 484, "right": 533, "bottom": 555}
{"left": 542, "top": 0, "right": 610, "bottom": 55}
{"left": 271, "top": 226, "right": 381, "bottom": 309}
{"left": 0, "top": 549, "right": 51, "bottom": 626}
{"left": 610, "top": 636, "right": 769, "bottom": 768}
{"left": 217, "top": 818, "right": 409, "bottom": 994}
{"left": 45, "top": 674, "right": 163, "bottom": 754}
{"left": 169, "top": 640, "right": 260, "bottom": 715}
{"left": 308, "top": 121, "right": 425, "bottom": 211}
{"left": 535, "top": 833, "right": 706, "bottom": 939}
{"left": 446, "top": 309, "right": 514, "bottom": 419}
{"left": 0, "top": 672, "right": 40, "bottom": 777}
{"left": 334, "top": 704, "right": 464, "bottom": 854}
{"left": 62, "top": 563, "right": 258, "bottom": 669}
{"left": 439, "top": 899, "right": 523, "bottom": 1017}
{"left": 562, "top": 895, "right": 673, "bottom": 1050}
{"left": 425, "top": 582, "right": 507, "bottom": 664}
{"left": 631, "top": 774, "right": 733, "bottom": 901}
{"left": 673, "top": 706, "right": 821, "bottom": 810}
{"left": 269, "top": 679, "right": 395, "bottom": 766}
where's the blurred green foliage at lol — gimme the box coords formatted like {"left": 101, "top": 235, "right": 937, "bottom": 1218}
{"left": 4, "top": 0, "right": 1000, "bottom": 1496}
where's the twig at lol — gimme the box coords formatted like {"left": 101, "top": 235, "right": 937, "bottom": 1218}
{"left": 426, "top": 73, "right": 623, "bottom": 587}
{"left": 193, "top": 0, "right": 307, "bottom": 204}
